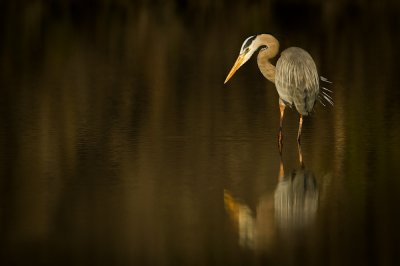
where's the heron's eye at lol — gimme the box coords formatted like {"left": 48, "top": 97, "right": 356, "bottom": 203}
{"left": 245, "top": 47, "right": 250, "bottom": 53}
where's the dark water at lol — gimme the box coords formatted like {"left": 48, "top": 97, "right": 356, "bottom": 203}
{"left": 1, "top": 1, "right": 400, "bottom": 265}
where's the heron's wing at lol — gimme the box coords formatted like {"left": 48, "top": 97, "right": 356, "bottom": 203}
{"left": 275, "top": 47, "right": 319, "bottom": 115}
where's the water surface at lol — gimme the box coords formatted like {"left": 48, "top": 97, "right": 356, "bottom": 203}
{"left": 1, "top": 1, "right": 400, "bottom": 265}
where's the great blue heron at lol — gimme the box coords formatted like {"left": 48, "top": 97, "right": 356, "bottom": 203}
{"left": 224, "top": 34, "right": 332, "bottom": 146}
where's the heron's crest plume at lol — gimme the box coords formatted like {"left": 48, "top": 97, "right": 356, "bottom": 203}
{"left": 240, "top": 35, "right": 256, "bottom": 53}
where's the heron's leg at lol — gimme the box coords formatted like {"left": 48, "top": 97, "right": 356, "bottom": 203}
{"left": 297, "top": 115, "right": 303, "bottom": 143}
{"left": 279, "top": 102, "right": 286, "bottom": 129}
{"left": 278, "top": 102, "right": 285, "bottom": 153}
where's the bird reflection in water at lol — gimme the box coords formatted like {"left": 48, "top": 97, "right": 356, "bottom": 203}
{"left": 274, "top": 145, "right": 318, "bottom": 238}
{"left": 224, "top": 145, "right": 318, "bottom": 250}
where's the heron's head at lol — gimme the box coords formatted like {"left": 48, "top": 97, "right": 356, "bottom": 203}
{"left": 224, "top": 35, "right": 259, "bottom": 84}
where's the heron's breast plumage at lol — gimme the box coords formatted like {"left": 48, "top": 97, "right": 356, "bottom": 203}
{"left": 275, "top": 47, "right": 319, "bottom": 116}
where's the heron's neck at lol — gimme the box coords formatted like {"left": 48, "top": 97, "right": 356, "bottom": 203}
{"left": 256, "top": 34, "right": 279, "bottom": 83}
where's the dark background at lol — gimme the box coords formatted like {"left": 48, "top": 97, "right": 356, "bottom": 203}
{"left": 1, "top": 0, "right": 400, "bottom": 265}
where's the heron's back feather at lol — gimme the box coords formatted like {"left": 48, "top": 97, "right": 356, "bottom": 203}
{"left": 275, "top": 47, "right": 319, "bottom": 116}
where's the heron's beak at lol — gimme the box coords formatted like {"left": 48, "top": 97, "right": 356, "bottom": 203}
{"left": 224, "top": 54, "right": 245, "bottom": 84}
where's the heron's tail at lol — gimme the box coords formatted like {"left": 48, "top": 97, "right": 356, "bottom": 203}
{"left": 318, "top": 76, "right": 333, "bottom": 106}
